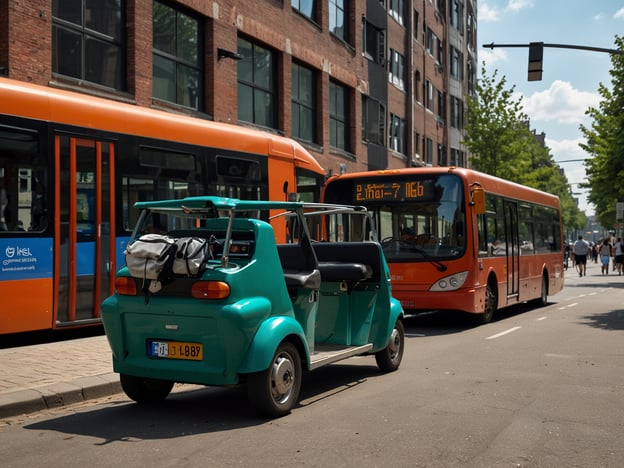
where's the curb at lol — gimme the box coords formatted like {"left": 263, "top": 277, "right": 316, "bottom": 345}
{"left": 0, "top": 373, "right": 121, "bottom": 419}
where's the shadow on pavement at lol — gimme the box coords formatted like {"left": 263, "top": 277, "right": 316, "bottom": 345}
{"left": 23, "top": 362, "right": 384, "bottom": 442}
{"left": 578, "top": 309, "right": 624, "bottom": 331}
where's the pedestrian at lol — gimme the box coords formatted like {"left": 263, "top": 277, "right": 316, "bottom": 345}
{"left": 599, "top": 238, "right": 612, "bottom": 275}
{"left": 614, "top": 237, "right": 624, "bottom": 276}
{"left": 573, "top": 235, "right": 590, "bottom": 277}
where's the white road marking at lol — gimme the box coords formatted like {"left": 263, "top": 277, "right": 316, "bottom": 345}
{"left": 486, "top": 326, "right": 522, "bottom": 340}
{"left": 537, "top": 316, "right": 547, "bottom": 321}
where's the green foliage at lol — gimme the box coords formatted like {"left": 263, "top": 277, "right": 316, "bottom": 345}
{"left": 465, "top": 64, "right": 585, "bottom": 232}
{"left": 579, "top": 35, "right": 624, "bottom": 228}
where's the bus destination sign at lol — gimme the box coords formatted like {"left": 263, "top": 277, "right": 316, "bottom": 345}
{"left": 355, "top": 180, "right": 430, "bottom": 202}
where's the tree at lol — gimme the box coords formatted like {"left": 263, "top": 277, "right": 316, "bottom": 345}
{"left": 464, "top": 65, "right": 531, "bottom": 180}
{"left": 465, "top": 64, "right": 585, "bottom": 232}
{"left": 579, "top": 35, "right": 624, "bottom": 228}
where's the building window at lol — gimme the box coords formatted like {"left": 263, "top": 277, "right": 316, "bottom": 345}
{"left": 363, "top": 20, "right": 386, "bottom": 66}
{"left": 438, "top": 144, "right": 446, "bottom": 166}
{"left": 450, "top": 47, "right": 463, "bottom": 80}
{"left": 451, "top": 148, "right": 465, "bottom": 167}
{"left": 389, "top": 114, "right": 406, "bottom": 155}
{"left": 414, "top": 70, "right": 421, "bottom": 102}
{"left": 450, "top": 0, "right": 463, "bottom": 34}
{"left": 437, "top": 91, "right": 445, "bottom": 124}
{"left": 437, "top": 37, "right": 444, "bottom": 68}
{"left": 52, "top": 0, "right": 125, "bottom": 90}
{"left": 389, "top": 49, "right": 406, "bottom": 90}
{"left": 292, "top": 62, "right": 316, "bottom": 143}
{"left": 292, "top": 0, "right": 318, "bottom": 22}
{"left": 450, "top": 96, "right": 464, "bottom": 129}
{"left": 425, "top": 137, "right": 433, "bottom": 165}
{"left": 467, "top": 58, "right": 475, "bottom": 95}
{"left": 330, "top": 81, "right": 350, "bottom": 151}
{"left": 389, "top": 0, "right": 405, "bottom": 26}
{"left": 329, "top": 0, "right": 348, "bottom": 42}
{"left": 152, "top": 1, "right": 202, "bottom": 110}
{"left": 362, "top": 96, "right": 385, "bottom": 146}
{"left": 435, "top": 0, "right": 446, "bottom": 16}
{"left": 237, "top": 37, "right": 277, "bottom": 129}
{"left": 413, "top": 10, "right": 419, "bottom": 41}
{"left": 467, "top": 5, "right": 476, "bottom": 50}
{"left": 425, "top": 27, "right": 435, "bottom": 56}
{"left": 425, "top": 80, "right": 434, "bottom": 111}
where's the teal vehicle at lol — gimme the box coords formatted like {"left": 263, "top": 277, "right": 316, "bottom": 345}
{"left": 101, "top": 196, "right": 404, "bottom": 417}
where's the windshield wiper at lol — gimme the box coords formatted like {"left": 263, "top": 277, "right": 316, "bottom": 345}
{"left": 404, "top": 245, "right": 448, "bottom": 272}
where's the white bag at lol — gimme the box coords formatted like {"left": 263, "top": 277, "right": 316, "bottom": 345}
{"left": 125, "top": 234, "right": 176, "bottom": 280}
{"left": 173, "top": 237, "right": 209, "bottom": 276}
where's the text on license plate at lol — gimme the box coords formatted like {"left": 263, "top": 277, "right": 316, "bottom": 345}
{"left": 149, "top": 340, "right": 203, "bottom": 361}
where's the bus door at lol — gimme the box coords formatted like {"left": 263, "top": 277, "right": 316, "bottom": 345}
{"left": 504, "top": 200, "right": 520, "bottom": 298}
{"left": 55, "top": 136, "right": 115, "bottom": 327}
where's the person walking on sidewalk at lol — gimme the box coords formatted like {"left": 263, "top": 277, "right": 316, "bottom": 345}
{"left": 573, "top": 235, "right": 590, "bottom": 277}
{"left": 599, "top": 238, "right": 613, "bottom": 275}
{"left": 614, "top": 237, "right": 624, "bottom": 276}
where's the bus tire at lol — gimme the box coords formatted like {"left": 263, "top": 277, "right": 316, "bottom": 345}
{"left": 247, "top": 341, "right": 302, "bottom": 418}
{"left": 375, "top": 319, "right": 405, "bottom": 372}
{"left": 479, "top": 280, "right": 497, "bottom": 324}
{"left": 120, "top": 374, "right": 174, "bottom": 403}
{"left": 531, "top": 274, "right": 548, "bottom": 307}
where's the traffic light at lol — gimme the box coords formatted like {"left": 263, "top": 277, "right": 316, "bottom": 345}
{"left": 528, "top": 42, "right": 544, "bottom": 81}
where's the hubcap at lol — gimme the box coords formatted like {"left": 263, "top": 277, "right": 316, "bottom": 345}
{"left": 271, "top": 354, "right": 295, "bottom": 398}
{"left": 388, "top": 328, "right": 400, "bottom": 357}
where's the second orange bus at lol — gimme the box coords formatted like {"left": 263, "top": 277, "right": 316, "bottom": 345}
{"left": 322, "top": 167, "right": 564, "bottom": 323}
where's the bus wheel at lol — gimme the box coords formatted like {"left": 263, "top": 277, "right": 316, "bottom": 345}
{"left": 375, "top": 319, "right": 405, "bottom": 372}
{"left": 480, "top": 281, "right": 497, "bottom": 324}
{"left": 247, "top": 342, "right": 302, "bottom": 418}
{"left": 120, "top": 374, "right": 174, "bottom": 403}
{"left": 531, "top": 274, "right": 548, "bottom": 307}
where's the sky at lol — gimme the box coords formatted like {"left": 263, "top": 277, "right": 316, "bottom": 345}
{"left": 477, "top": 0, "right": 624, "bottom": 216}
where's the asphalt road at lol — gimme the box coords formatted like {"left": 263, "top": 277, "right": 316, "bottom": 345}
{"left": 1, "top": 268, "right": 623, "bottom": 467}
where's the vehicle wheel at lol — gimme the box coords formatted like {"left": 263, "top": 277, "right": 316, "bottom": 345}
{"left": 479, "top": 280, "right": 497, "bottom": 324}
{"left": 375, "top": 319, "right": 405, "bottom": 372}
{"left": 247, "top": 341, "right": 302, "bottom": 418}
{"left": 120, "top": 374, "right": 174, "bottom": 403}
{"left": 531, "top": 274, "right": 548, "bottom": 307}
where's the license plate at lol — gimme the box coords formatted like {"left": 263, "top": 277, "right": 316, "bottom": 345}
{"left": 148, "top": 340, "right": 203, "bottom": 361}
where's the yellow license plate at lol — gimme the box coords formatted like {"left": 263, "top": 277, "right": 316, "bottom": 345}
{"left": 149, "top": 340, "right": 203, "bottom": 361}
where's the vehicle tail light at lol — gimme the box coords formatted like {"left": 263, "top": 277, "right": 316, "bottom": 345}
{"left": 192, "top": 281, "right": 231, "bottom": 299}
{"left": 116, "top": 276, "right": 137, "bottom": 295}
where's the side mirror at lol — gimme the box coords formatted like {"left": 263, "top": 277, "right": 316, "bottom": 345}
{"left": 471, "top": 186, "right": 485, "bottom": 214}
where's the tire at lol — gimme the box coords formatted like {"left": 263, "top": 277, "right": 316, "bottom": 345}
{"left": 247, "top": 341, "right": 302, "bottom": 418}
{"left": 531, "top": 274, "right": 548, "bottom": 307}
{"left": 479, "top": 280, "right": 497, "bottom": 324}
{"left": 375, "top": 319, "right": 405, "bottom": 372}
{"left": 120, "top": 374, "right": 174, "bottom": 403}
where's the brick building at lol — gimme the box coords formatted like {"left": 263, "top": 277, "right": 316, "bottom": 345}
{"left": 0, "top": 0, "right": 476, "bottom": 176}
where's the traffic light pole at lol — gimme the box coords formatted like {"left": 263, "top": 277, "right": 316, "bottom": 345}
{"left": 482, "top": 42, "right": 624, "bottom": 81}
{"left": 483, "top": 42, "right": 624, "bottom": 55}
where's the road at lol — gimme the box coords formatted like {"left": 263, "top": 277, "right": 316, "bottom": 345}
{"left": 1, "top": 269, "right": 623, "bottom": 467}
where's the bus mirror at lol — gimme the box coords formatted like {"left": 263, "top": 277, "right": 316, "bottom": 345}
{"left": 471, "top": 186, "right": 485, "bottom": 214}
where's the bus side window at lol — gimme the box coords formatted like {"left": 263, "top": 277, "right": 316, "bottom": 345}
{"left": 477, "top": 214, "right": 488, "bottom": 256}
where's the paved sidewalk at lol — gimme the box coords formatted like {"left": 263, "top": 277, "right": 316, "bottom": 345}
{"left": 0, "top": 335, "right": 119, "bottom": 419}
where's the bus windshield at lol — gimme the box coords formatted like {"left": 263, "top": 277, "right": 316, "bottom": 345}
{"left": 324, "top": 173, "right": 466, "bottom": 263}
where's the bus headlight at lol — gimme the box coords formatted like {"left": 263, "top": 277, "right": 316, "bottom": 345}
{"left": 429, "top": 271, "right": 468, "bottom": 292}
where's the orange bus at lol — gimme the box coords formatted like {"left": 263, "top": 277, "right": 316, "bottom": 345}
{"left": 323, "top": 167, "right": 564, "bottom": 323}
{"left": 0, "top": 77, "right": 324, "bottom": 335}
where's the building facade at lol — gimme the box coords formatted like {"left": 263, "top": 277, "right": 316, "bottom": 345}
{"left": 0, "top": 0, "right": 476, "bottom": 177}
